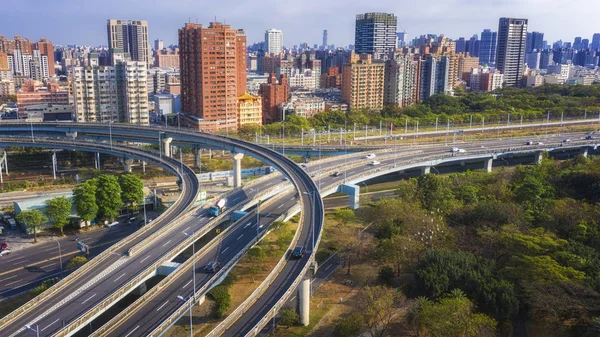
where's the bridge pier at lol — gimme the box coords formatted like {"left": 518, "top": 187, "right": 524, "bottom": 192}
{"left": 66, "top": 131, "right": 77, "bottom": 139}
{"left": 0, "top": 148, "right": 7, "bottom": 184}
{"left": 338, "top": 184, "right": 360, "bottom": 209}
{"left": 534, "top": 151, "right": 544, "bottom": 165}
{"left": 299, "top": 278, "right": 310, "bottom": 326}
{"left": 484, "top": 158, "right": 493, "bottom": 172}
{"left": 193, "top": 148, "right": 201, "bottom": 169}
{"left": 122, "top": 158, "right": 134, "bottom": 173}
{"left": 162, "top": 137, "right": 173, "bottom": 158}
{"left": 132, "top": 282, "right": 147, "bottom": 296}
{"left": 460, "top": 160, "right": 466, "bottom": 166}
{"left": 231, "top": 152, "right": 244, "bottom": 188}
{"left": 580, "top": 147, "right": 589, "bottom": 158}
{"left": 421, "top": 166, "right": 431, "bottom": 175}
{"left": 94, "top": 153, "right": 100, "bottom": 170}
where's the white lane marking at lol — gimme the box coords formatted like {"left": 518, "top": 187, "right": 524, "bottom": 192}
{"left": 184, "top": 226, "right": 190, "bottom": 232}
{"left": 291, "top": 197, "right": 295, "bottom": 200}
{"left": 12, "top": 260, "right": 27, "bottom": 266}
{"left": 124, "top": 326, "right": 140, "bottom": 337}
{"left": 6, "top": 279, "right": 22, "bottom": 286}
{"left": 81, "top": 293, "right": 96, "bottom": 304}
{"left": 139, "top": 255, "right": 151, "bottom": 264}
{"left": 40, "top": 318, "right": 60, "bottom": 332}
{"left": 237, "top": 234, "right": 244, "bottom": 240}
{"left": 41, "top": 263, "right": 56, "bottom": 269}
{"left": 183, "top": 279, "right": 192, "bottom": 289}
{"left": 156, "top": 300, "right": 169, "bottom": 311}
{"left": 325, "top": 264, "right": 332, "bottom": 271}
{"left": 0, "top": 275, "right": 18, "bottom": 282}
{"left": 114, "top": 273, "right": 126, "bottom": 283}
{"left": 10, "top": 256, "right": 27, "bottom": 262}
{"left": 222, "top": 247, "right": 229, "bottom": 253}
{"left": 162, "top": 240, "right": 172, "bottom": 247}
{"left": 41, "top": 247, "right": 56, "bottom": 253}
{"left": 290, "top": 296, "right": 296, "bottom": 301}
{"left": 266, "top": 213, "right": 272, "bottom": 217}
{"left": 244, "top": 222, "right": 252, "bottom": 228}
{"left": 277, "top": 204, "right": 284, "bottom": 209}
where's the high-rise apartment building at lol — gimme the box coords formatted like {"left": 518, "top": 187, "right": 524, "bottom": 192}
{"left": 179, "top": 22, "right": 247, "bottom": 131}
{"left": 341, "top": 54, "right": 385, "bottom": 110}
{"left": 479, "top": 29, "right": 497, "bottom": 66}
{"left": 72, "top": 61, "right": 149, "bottom": 124}
{"left": 526, "top": 31, "right": 544, "bottom": 52}
{"left": 458, "top": 54, "right": 480, "bottom": 80}
{"left": 384, "top": 54, "right": 417, "bottom": 107}
{"left": 354, "top": 12, "right": 397, "bottom": 59}
{"left": 0, "top": 36, "right": 56, "bottom": 79}
{"left": 260, "top": 73, "right": 289, "bottom": 124}
{"left": 496, "top": 17, "right": 528, "bottom": 87}
{"left": 154, "top": 51, "right": 180, "bottom": 68}
{"left": 35, "top": 38, "right": 55, "bottom": 76}
{"left": 466, "top": 35, "right": 479, "bottom": 57}
{"left": 265, "top": 29, "right": 283, "bottom": 55}
{"left": 107, "top": 20, "right": 149, "bottom": 64}
{"left": 322, "top": 30, "right": 328, "bottom": 48}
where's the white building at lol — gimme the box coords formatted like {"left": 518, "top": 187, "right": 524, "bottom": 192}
{"left": 547, "top": 64, "right": 571, "bottom": 82}
{"left": 265, "top": 29, "right": 283, "bottom": 55}
{"left": 384, "top": 54, "right": 418, "bottom": 107}
{"left": 288, "top": 68, "right": 318, "bottom": 90}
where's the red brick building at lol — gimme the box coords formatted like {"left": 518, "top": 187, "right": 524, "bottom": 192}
{"left": 320, "top": 67, "right": 342, "bottom": 89}
{"left": 260, "top": 73, "right": 289, "bottom": 124}
{"left": 16, "top": 80, "right": 68, "bottom": 113}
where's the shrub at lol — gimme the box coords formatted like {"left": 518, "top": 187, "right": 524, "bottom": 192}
{"left": 279, "top": 308, "right": 300, "bottom": 327}
{"left": 334, "top": 312, "right": 363, "bottom": 337}
{"left": 378, "top": 266, "right": 395, "bottom": 286}
{"left": 67, "top": 256, "right": 88, "bottom": 269}
{"left": 209, "top": 285, "right": 231, "bottom": 318}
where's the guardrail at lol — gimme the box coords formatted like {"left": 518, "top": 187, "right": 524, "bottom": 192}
{"left": 0, "top": 137, "right": 196, "bottom": 333}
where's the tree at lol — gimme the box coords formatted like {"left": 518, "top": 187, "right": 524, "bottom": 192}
{"left": 119, "top": 174, "right": 144, "bottom": 210}
{"left": 95, "top": 175, "right": 123, "bottom": 221}
{"left": 67, "top": 256, "right": 88, "bottom": 269}
{"left": 16, "top": 210, "right": 47, "bottom": 243}
{"left": 247, "top": 246, "right": 266, "bottom": 265}
{"left": 334, "top": 312, "right": 364, "bottom": 337}
{"left": 73, "top": 180, "right": 98, "bottom": 225}
{"left": 45, "top": 196, "right": 72, "bottom": 235}
{"left": 333, "top": 208, "right": 355, "bottom": 226}
{"left": 355, "top": 285, "right": 406, "bottom": 337}
{"left": 279, "top": 308, "right": 300, "bottom": 328}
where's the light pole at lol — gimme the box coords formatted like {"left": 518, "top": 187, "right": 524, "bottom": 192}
{"left": 143, "top": 194, "right": 147, "bottom": 227}
{"left": 158, "top": 132, "right": 165, "bottom": 161}
{"left": 51, "top": 236, "right": 63, "bottom": 277}
{"left": 256, "top": 197, "right": 261, "bottom": 240}
{"left": 24, "top": 324, "right": 39, "bottom": 337}
{"left": 109, "top": 121, "right": 113, "bottom": 150}
{"left": 360, "top": 181, "right": 368, "bottom": 194}
{"left": 177, "top": 295, "right": 193, "bottom": 337}
{"left": 182, "top": 231, "right": 196, "bottom": 300}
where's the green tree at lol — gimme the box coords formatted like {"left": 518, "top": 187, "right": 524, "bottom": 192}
{"left": 355, "top": 285, "right": 406, "bottom": 337}
{"left": 67, "top": 256, "right": 88, "bottom": 269}
{"left": 334, "top": 312, "right": 364, "bottom": 337}
{"left": 96, "top": 175, "right": 123, "bottom": 221}
{"left": 279, "top": 308, "right": 300, "bottom": 328}
{"left": 16, "top": 210, "right": 47, "bottom": 243}
{"left": 333, "top": 208, "right": 355, "bottom": 226}
{"left": 247, "top": 246, "right": 266, "bottom": 265}
{"left": 73, "top": 180, "right": 98, "bottom": 225}
{"left": 119, "top": 174, "right": 144, "bottom": 210}
{"left": 45, "top": 196, "right": 72, "bottom": 235}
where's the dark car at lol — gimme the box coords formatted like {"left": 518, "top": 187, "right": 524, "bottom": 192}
{"left": 332, "top": 171, "right": 342, "bottom": 177}
{"left": 204, "top": 261, "right": 221, "bottom": 273}
{"left": 291, "top": 246, "right": 305, "bottom": 259}
{"left": 586, "top": 135, "right": 594, "bottom": 140}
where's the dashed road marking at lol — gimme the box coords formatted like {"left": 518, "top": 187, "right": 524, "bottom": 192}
{"left": 114, "top": 273, "right": 126, "bottom": 283}
{"left": 156, "top": 300, "right": 169, "bottom": 311}
{"left": 222, "top": 247, "right": 229, "bottom": 253}
{"left": 40, "top": 319, "right": 60, "bottom": 332}
{"left": 124, "top": 326, "right": 140, "bottom": 337}
{"left": 81, "top": 293, "right": 96, "bottom": 304}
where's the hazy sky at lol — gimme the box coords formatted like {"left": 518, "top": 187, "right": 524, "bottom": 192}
{"left": 3, "top": 0, "right": 599, "bottom": 47}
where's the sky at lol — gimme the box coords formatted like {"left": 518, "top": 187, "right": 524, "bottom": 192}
{"left": 3, "top": 0, "right": 600, "bottom": 47}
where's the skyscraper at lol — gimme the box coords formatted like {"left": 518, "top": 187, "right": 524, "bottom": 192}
{"left": 526, "top": 31, "right": 544, "bottom": 52}
{"left": 354, "top": 12, "right": 397, "bottom": 59}
{"left": 154, "top": 39, "right": 163, "bottom": 51}
{"left": 265, "top": 29, "right": 283, "bottom": 54}
{"left": 179, "top": 22, "right": 247, "bottom": 132}
{"left": 573, "top": 37, "right": 582, "bottom": 50}
{"left": 455, "top": 37, "right": 466, "bottom": 53}
{"left": 107, "top": 20, "right": 149, "bottom": 64}
{"left": 322, "top": 30, "right": 328, "bottom": 48}
{"left": 384, "top": 54, "right": 417, "bottom": 107}
{"left": 396, "top": 32, "right": 406, "bottom": 48}
{"left": 479, "top": 29, "right": 497, "bottom": 66}
{"left": 466, "top": 34, "right": 479, "bottom": 57}
{"left": 496, "top": 17, "right": 528, "bottom": 87}
{"left": 591, "top": 34, "right": 600, "bottom": 51}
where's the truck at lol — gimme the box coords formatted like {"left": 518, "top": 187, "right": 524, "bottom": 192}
{"left": 208, "top": 198, "right": 226, "bottom": 217}
{"left": 231, "top": 210, "right": 248, "bottom": 222}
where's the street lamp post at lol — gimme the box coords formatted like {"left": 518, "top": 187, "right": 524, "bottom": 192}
{"left": 24, "top": 324, "right": 39, "bottom": 337}
{"left": 52, "top": 236, "right": 63, "bottom": 277}
{"left": 177, "top": 295, "right": 193, "bottom": 337}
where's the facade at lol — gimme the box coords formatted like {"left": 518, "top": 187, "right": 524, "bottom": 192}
{"left": 17, "top": 81, "right": 69, "bottom": 113}
{"left": 384, "top": 54, "right": 417, "bottom": 107}
{"left": 178, "top": 22, "right": 247, "bottom": 132}
{"left": 288, "top": 68, "right": 318, "bottom": 90}
{"left": 280, "top": 98, "right": 326, "bottom": 118}
{"left": 526, "top": 31, "right": 544, "bottom": 52}
{"left": 0, "top": 80, "right": 15, "bottom": 98}
{"left": 322, "top": 30, "right": 328, "bottom": 48}
{"left": 265, "top": 29, "right": 283, "bottom": 55}
{"left": 496, "top": 17, "right": 528, "bottom": 87}
{"left": 418, "top": 56, "right": 436, "bottom": 101}
{"left": 154, "top": 51, "right": 180, "bottom": 68}
{"left": 526, "top": 51, "right": 540, "bottom": 70}
{"left": 23, "top": 104, "right": 73, "bottom": 122}
{"left": 72, "top": 61, "right": 149, "bottom": 124}
{"left": 260, "top": 73, "right": 289, "bottom": 124}
{"left": 237, "top": 93, "right": 262, "bottom": 127}
{"left": 354, "top": 12, "right": 397, "bottom": 59}
{"left": 341, "top": 54, "right": 385, "bottom": 110}
{"left": 107, "top": 20, "right": 149, "bottom": 64}
{"left": 320, "top": 67, "right": 342, "bottom": 89}
{"left": 525, "top": 75, "right": 544, "bottom": 87}
{"left": 35, "top": 38, "right": 55, "bottom": 76}
{"left": 479, "top": 29, "right": 497, "bottom": 66}
{"left": 592, "top": 34, "right": 600, "bottom": 51}
{"left": 470, "top": 69, "right": 503, "bottom": 92}
{"left": 458, "top": 54, "right": 480, "bottom": 80}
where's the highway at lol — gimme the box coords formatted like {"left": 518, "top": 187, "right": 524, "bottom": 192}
{"left": 0, "top": 123, "right": 596, "bottom": 337}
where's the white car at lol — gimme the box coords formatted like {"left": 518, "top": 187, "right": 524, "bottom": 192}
{"left": 0, "top": 249, "right": 11, "bottom": 257}
{"left": 370, "top": 160, "right": 381, "bottom": 166}
{"left": 536, "top": 142, "right": 544, "bottom": 145}
{"left": 451, "top": 147, "right": 466, "bottom": 153}
{"left": 365, "top": 153, "right": 376, "bottom": 159}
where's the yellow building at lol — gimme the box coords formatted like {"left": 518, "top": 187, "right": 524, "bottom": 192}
{"left": 341, "top": 54, "right": 385, "bottom": 110}
{"left": 237, "top": 93, "right": 263, "bottom": 127}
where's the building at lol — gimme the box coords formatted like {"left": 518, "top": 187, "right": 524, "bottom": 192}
{"left": 280, "top": 97, "right": 326, "bottom": 118}
{"left": 354, "top": 12, "right": 397, "bottom": 60}
{"left": 237, "top": 93, "right": 262, "bottom": 127}
{"left": 397, "top": 32, "right": 406, "bottom": 48}
{"left": 154, "top": 94, "right": 180, "bottom": 115}
{"left": 384, "top": 54, "right": 417, "bottom": 107}
{"left": 35, "top": 38, "right": 55, "bottom": 76}
{"left": 320, "top": 67, "right": 342, "bottom": 89}
{"left": 526, "top": 31, "right": 544, "bottom": 52}
{"left": 322, "top": 30, "right": 328, "bottom": 48}
{"left": 260, "top": 73, "right": 289, "bottom": 123}
{"left": 17, "top": 80, "right": 69, "bottom": 113}
{"left": 458, "top": 54, "right": 480, "bottom": 80}
{"left": 525, "top": 74, "right": 544, "bottom": 87}
{"left": 154, "top": 51, "right": 179, "bottom": 68}
{"left": 72, "top": 61, "right": 149, "bottom": 124}
{"left": 526, "top": 51, "right": 540, "bottom": 70}
{"left": 496, "top": 17, "right": 528, "bottom": 87}
{"left": 107, "top": 20, "right": 149, "bottom": 64}
{"left": 154, "top": 39, "right": 164, "bottom": 51}
{"left": 591, "top": 33, "right": 600, "bottom": 51}
{"left": 178, "top": 22, "right": 247, "bottom": 132}
{"left": 288, "top": 68, "right": 318, "bottom": 90}
{"left": 341, "top": 54, "right": 385, "bottom": 110}
{"left": 0, "top": 80, "right": 15, "bottom": 99}
{"left": 470, "top": 69, "right": 504, "bottom": 92}
{"left": 23, "top": 104, "right": 73, "bottom": 122}
{"left": 479, "top": 29, "right": 497, "bottom": 66}
{"left": 568, "top": 75, "right": 595, "bottom": 86}
{"left": 265, "top": 29, "right": 283, "bottom": 55}
{"left": 547, "top": 63, "right": 571, "bottom": 82}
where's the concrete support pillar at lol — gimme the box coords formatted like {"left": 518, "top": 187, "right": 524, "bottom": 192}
{"left": 534, "top": 151, "right": 544, "bottom": 165}
{"left": 66, "top": 131, "right": 77, "bottom": 139}
{"left": 421, "top": 166, "right": 431, "bottom": 175}
{"left": 193, "top": 148, "right": 201, "bottom": 169}
{"left": 299, "top": 278, "right": 310, "bottom": 326}
{"left": 0, "top": 148, "right": 7, "bottom": 184}
{"left": 231, "top": 152, "right": 244, "bottom": 188}
{"left": 460, "top": 160, "right": 466, "bottom": 166}
{"left": 580, "top": 147, "right": 589, "bottom": 158}
{"left": 94, "top": 153, "right": 100, "bottom": 170}
{"left": 132, "top": 282, "right": 147, "bottom": 296}
{"left": 123, "top": 158, "right": 134, "bottom": 173}
{"left": 484, "top": 158, "right": 493, "bottom": 173}
{"left": 162, "top": 137, "right": 173, "bottom": 158}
